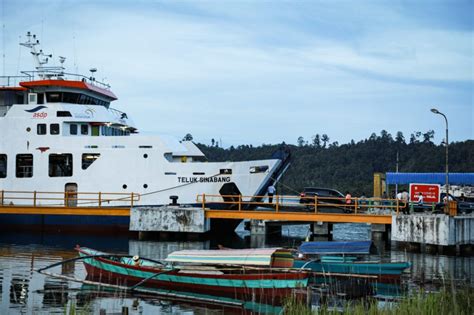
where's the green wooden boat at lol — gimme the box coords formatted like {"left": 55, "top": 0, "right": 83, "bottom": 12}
{"left": 76, "top": 246, "right": 309, "bottom": 303}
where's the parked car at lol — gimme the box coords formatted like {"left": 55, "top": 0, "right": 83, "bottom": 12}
{"left": 299, "top": 187, "right": 351, "bottom": 213}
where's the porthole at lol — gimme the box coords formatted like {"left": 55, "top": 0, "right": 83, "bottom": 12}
{"left": 143, "top": 184, "right": 148, "bottom": 189}
{"left": 26, "top": 127, "right": 31, "bottom": 132}
{"left": 122, "top": 184, "right": 127, "bottom": 189}
{"left": 143, "top": 154, "right": 148, "bottom": 159}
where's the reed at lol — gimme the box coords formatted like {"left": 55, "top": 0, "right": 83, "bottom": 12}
{"left": 284, "top": 286, "right": 474, "bottom": 315}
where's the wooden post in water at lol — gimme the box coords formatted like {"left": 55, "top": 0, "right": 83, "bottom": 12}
{"left": 122, "top": 306, "right": 129, "bottom": 315}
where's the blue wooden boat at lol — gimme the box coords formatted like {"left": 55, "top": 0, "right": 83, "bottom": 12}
{"left": 298, "top": 241, "right": 372, "bottom": 255}
{"left": 293, "top": 257, "right": 410, "bottom": 281}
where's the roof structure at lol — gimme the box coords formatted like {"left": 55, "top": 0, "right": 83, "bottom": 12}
{"left": 386, "top": 173, "right": 474, "bottom": 185}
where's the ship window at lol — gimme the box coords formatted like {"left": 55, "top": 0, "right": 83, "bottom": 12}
{"left": 91, "top": 125, "right": 100, "bottom": 136}
{"left": 37, "top": 93, "right": 44, "bottom": 104}
{"left": 49, "top": 154, "right": 73, "bottom": 177}
{"left": 0, "top": 154, "right": 6, "bottom": 178}
{"left": 50, "top": 123, "right": 60, "bottom": 135}
{"left": 193, "top": 172, "right": 205, "bottom": 175}
{"left": 46, "top": 92, "right": 61, "bottom": 103}
{"left": 63, "top": 93, "right": 80, "bottom": 104}
{"left": 57, "top": 111, "right": 72, "bottom": 117}
{"left": 37, "top": 124, "right": 47, "bottom": 135}
{"left": 82, "top": 153, "right": 100, "bottom": 170}
{"left": 220, "top": 169, "right": 232, "bottom": 175}
{"left": 139, "top": 145, "right": 153, "bottom": 148}
{"left": 81, "top": 124, "right": 89, "bottom": 135}
{"left": 16, "top": 154, "right": 33, "bottom": 178}
{"left": 28, "top": 93, "right": 37, "bottom": 104}
{"left": 70, "top": 124, "right": 78, "bottom": 135}
{"left": 165, "top": 172, "right": 176, "bottom": 175}
{"left": 249, "top": 165, "right": 269, "bottom": 174}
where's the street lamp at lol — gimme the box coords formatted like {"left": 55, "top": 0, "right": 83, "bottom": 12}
{"left": 431, "top": 108, "right": 449, "bottom": 211}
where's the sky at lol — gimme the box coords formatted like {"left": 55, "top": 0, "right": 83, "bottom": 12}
{"left": 1, "top": 0, "right": 473, "bottom": 147}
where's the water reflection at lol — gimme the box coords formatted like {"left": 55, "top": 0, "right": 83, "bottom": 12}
{"left": 9, "top": 277, "right": 29, "bottom": 305}
{"left": 42, "top": 280, "right": 69, "bottom": 307}
{"left": 0, "top": 227, "right": 472, "bottom": 314}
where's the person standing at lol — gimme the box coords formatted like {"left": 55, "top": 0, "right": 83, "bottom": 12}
{"left": 401, "top": 189, "right": 409, "bottom": 214}
{"left": 345, "top": 191, "right": 352, "bottom": 212}
{"left": 267, "top": 184, "right": 276, "bottom": 203}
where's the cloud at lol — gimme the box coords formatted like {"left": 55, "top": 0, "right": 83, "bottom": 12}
{"left": 3, "top": 1, "right": 472, "bottom": 145}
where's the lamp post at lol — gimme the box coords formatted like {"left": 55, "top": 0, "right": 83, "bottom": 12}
{"left": 431, "top": 108, "right": 449, "bottom": 210}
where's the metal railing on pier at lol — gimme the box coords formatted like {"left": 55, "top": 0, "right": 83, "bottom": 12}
{"left": 197, "top": 194, "right": 406, "bottom": 215}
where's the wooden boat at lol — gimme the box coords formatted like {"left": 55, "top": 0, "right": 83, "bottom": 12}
{"left": 298, "top": 241, "right": 372, "bottom": 255}
{"left": 293, "top": 256, "right": 410, "bottom": 281}
{"left": 75, "top": 246, "right": 309, "bottom": 303}
{"left": 295, "top": 241, "right": 410, "bottom": 281}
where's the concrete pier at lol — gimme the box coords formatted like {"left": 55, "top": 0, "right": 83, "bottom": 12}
{"left": 311, "top": 222, "right": 333, "bottom": 238}
{"left": 130, "top": 206, "right": 210, "bottom": 238}
{"left": 392, "top": 214, "right": 474, "bottom": 254}
{"left": 371, "top": 223, "right": 391, "bottom": 241}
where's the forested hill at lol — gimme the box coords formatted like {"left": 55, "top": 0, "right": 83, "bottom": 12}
{"left": 195, "top": 131, "right": 474, "bottom": 196}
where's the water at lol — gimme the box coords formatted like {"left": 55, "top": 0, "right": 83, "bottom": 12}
{"left": 0, "top": 224, "right": 472, "bottom": 314}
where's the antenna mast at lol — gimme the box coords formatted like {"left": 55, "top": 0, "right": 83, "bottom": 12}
{"left": 20, "top": 32, "right": 65, "bottom": 79}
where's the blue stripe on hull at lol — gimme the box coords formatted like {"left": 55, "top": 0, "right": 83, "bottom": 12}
{"left": 0, "top": 214, "right": 129, "bottom": 226}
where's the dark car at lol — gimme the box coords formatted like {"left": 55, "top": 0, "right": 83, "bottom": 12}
{"left": 299, "top": 187, "right": 351, "bottom": 212}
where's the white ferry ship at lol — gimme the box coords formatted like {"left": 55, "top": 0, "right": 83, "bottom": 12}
{"left": 0, "top": 33, "right": 288, "bottom": 232}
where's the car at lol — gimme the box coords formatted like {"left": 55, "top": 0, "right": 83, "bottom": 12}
{"left": 299, "top": 187, "right": 351, "bottom": 213}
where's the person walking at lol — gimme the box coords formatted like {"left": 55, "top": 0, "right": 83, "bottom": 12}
{"left": 267, "top": 184, "right": 276, "bottom": 203}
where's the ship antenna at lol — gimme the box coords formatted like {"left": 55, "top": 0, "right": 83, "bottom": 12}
{"left": 1, "top": 0, "right": 5, "bottom": 77}
{"left": 89, "top": 68, "right": 97, "bottom": 82}
{"left": 20, "top": 32, "right": 65, "bottom": 79}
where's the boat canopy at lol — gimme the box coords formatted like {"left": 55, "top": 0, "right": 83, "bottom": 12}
{"left": 166, "top": 248, "right": 294, "bottom": 268}
{"left": 298, "top": 241, "right": 372, "bottom": 255}
{"left": 386, "top": 172, "right": 474, "bottom": 185}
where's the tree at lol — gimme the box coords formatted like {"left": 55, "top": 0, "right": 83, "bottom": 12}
{"left": 395, "top": 131, "right": 405, "bottom": 144}
{"left": 297, "top": 136, "right": 305, "bottom": 147}
{"left": 211, "top": 138, "right": 215, "bottom": 146}
{"left": 422, "top": 130, "right": 435, "bottom": 143}
{"left": 182, "top": 133, "right": 193, "bottom": 141}
{"left": 321, "top": 134, "right": 329, "bottom": 148}
{"left": 312, "top": 134, "right": 321, "bottom": 148}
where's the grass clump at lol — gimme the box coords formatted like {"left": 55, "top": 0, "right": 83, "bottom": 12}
{"left": 284, "top": 286, "right": 474, "bottom": 315}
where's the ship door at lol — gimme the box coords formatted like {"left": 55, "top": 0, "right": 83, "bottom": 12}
{"left": 65, "top": 183, "right": 78, "bottom": 207}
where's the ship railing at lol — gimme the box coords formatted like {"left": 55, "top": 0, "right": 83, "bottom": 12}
{"left": 17, "top": 70, "right": 112, "bottom": 90}
{"left": 196, "top": 194, "right": 405, "bottom": 215}
{"left": 0, "top": 75, "right": 31, "bottom": 87}
{"left": 0, "top": 190, "right": 140, "bottom": 208}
